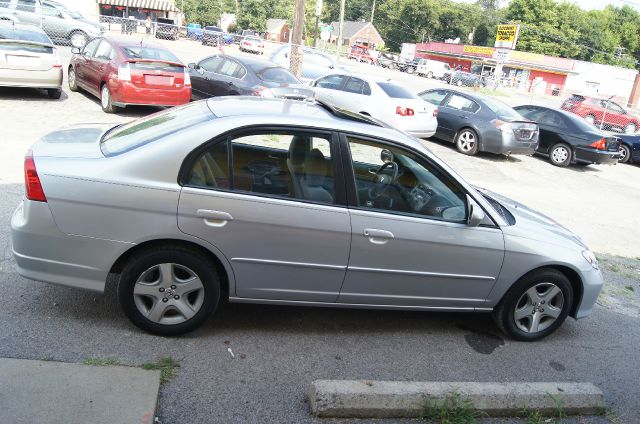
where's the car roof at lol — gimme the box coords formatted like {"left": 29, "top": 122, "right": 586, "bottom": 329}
{"left": 103, "top": 36, "right": 167, "bottom": 49}
{"left": 225, "top": 54, "right": 278, "bottom": 68}
{"left": 0, "top": 21, "right": 47, "bottom": 34}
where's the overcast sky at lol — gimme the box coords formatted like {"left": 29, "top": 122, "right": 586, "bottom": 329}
{"left": 454, "top": 0, "right": 640, "bottom": 11}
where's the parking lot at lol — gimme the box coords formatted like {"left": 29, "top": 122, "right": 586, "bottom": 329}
{"left": 1, "top": 33, "right": 639, "bottom": 423}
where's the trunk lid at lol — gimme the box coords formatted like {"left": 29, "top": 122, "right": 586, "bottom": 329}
{"left": 507, "top": 120, "right": 538, "bottom": 141}
{"left": 267, "top": 84, "right": 315, "bottom": 100}
{"left": 0, "top": 41, "right": 55, "bottom": 71}
{"left": 128, "top": 60, "right": 185, "bottom": 90}
{"left": 31, "top": 124, "right": 117, "bottom": 158}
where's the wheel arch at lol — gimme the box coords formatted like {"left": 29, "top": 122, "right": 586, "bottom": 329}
{"left": 107, "top": 238, "right": 232, "bottom": 299}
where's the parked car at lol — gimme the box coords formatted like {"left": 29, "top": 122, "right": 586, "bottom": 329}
{"left": 155, "top": 17, "right": 178, "bottom": 40}
{"left": 201, "top": 26, "right": 233, "bottom": 46}
{"left": 68, "top": 36, "right": 191, "bottom": 112}
{"left": 0, "top": 0, "right": 103, "bottom": 46}
{"left": 348, "top": 43, "right": 375, "bottom": 64}
{"left": 560, "top": 94, "right": 640, "bottom": 134}
{"left": 271, "top": 44, "right": 339, "bottom": 83}
{"left": 239, "top": 35, "right": 264, "bottom": 54}
{"left": 416, "top": 58, "right": 451, "bottom": 79}
{"left": 42, "top": 0, "right": 104, "bottom": 35}
{"left": 0, "top": 22, "right": 62, "bottom": 98}
{"left": 614, "top": 134, "right": 640, "bottom": 164}
{"left": 418, "top": 88, "right": 538, "bottom": 156}
{"left": 312, "top": 73, "right": 438, "bottom": 138}
{"left": 401, "top": 58, "right": 420, "bottom": 74}
{"left": 186, "top": 23, "right": 203, "bottom": 40}
{"left": 11, "top": 97, "right": 604, "bottom": 341}
{"left": 515, "top": 105, "right": 622, "bottom": 167}
{"left": 445, "top": 70, "right": 486, "bottom": 87}
{"left": 377, "top": 52, "right": 399, "bottom": 69}
{"left": 188, "top": 54, "right": 313, "bottom": 100}
{"left": 241, "top": 29, "right": 258, "bottom": 37}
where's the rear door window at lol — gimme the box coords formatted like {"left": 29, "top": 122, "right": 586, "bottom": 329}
{"left": 343, "top": 77, "right": 371, "bottom": 95}
{"left": 419, "top": 90, "right": 449, "bottom": 106}
{"left": 444, "top": 94, "right": 480, "bottom": 113}
{"left": 218, "top": 59, "right": 245, "bottom": 79}
{"left": 376, "top": 82, "right": 415, "bottom": 99}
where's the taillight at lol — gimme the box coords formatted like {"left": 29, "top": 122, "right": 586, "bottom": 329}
{"left": 117, "top": 63, "right": 131, "bottom": 82}
{"left": 253, "top": 86, "right": 274, "bottom": 98}
{"left": 243, "top": 41, "right": 250, "bottom": 45}
{"left": 433, "top": 109, "right": 438, "bottom": 117}
{"left": 52, "top": 48, "right": 62, "bottom": 68}
{"left": 492, "top": 119, "right": 512, "bottom": 133}
{"left": 589, "top": 138, "right": 607, "bottom": 150}
{"left": 259, "top": 44, "right": 264, "bottom": 48}
{"left": 396, "top": 106, "right": 414, "bottom": 116}
{"left": 183, "top": 68, "right": 191, "bottom": 86}
{"left": 24, "top": 149, "right": 46, "bottom": 202}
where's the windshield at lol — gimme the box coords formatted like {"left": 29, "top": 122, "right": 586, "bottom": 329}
{"left": 254, "top": 66, "right": 299, "bottom": 84}
{"left": 101, "top": 102, "right": 212, "bottom": 156}
{"left": 482, "top": 97, "right": 523, "bottom": 120}
{"left": 376, "top": 82, "right": 416, "bottom": 99}
{"left": 0, "top": 27, "right": 52, "bottom": 44}
{"left": 121, "top": 46, "right": 181, "bottom": 62}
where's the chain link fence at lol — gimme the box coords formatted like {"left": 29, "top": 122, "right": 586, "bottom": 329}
{"left": 560, "top": 94, "right": 639, "bottom": 134}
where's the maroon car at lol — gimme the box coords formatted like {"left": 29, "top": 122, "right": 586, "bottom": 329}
{"left": 68, "top": 36, "right": 191, "bottom": 113}
{"left": 561, "top": 94, "right": 639, "bottom": 134}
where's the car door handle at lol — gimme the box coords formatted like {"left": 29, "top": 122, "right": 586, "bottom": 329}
{"left": 458, "top": 115, "right": 468, "bottom": 119}
{"left": 227, "top": 81, "right": 234, "bottom": 85}
{"left": 197, "top": 209, "right": 233, "bottom": 227}
{"left": 363, "top": 228, "right": 394, "bottom": 244}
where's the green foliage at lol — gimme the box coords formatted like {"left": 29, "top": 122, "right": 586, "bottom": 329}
{"left": 420, "top": 392, "right": 486, "bottom": 424}
{"left": 141, "top": 357, "right": 180, "bottom": 384}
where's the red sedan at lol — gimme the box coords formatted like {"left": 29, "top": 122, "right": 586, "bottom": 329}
{"left": 561, "top": 94, "right": 640, "bottom": 134}
{"left": 68, "top": 36, "right": 191, "bottom": 113}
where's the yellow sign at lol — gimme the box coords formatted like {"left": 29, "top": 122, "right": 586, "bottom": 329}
{"left": 463, "top": 45, "right": 494, "bottom": 55}
{"left": 495, "top": 24, "right": 520, "bottom": 49}
{"left": 509, "top": 50, "right": 543, "bottom": 64}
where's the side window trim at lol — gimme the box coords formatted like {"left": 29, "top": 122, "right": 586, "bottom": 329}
{"left": 178, "top": 125, "right": 348, "bottom": 207}
{"left": 338, "top": 131, "right": 472, "bottom": 225}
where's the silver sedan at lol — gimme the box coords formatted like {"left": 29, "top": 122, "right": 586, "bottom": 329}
{"left": 11, "top": 97, "right": 603, "bottom": 340}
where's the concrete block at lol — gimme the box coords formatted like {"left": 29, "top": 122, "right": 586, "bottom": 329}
{"left": 308, "top": 380, "right": 605, "bottom": 418}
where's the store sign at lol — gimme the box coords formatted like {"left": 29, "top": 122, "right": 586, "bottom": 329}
{"left": 315, "top": 0, "right": 323, "bottom": 16}
{"left": 495, "top": 24, "right": 520, "bottom": 49}
{"left": 462, "top": 45, "right": 494, "bottom": 55}
{"left": 493, "top": 48, "right": 510, "bottom": 62}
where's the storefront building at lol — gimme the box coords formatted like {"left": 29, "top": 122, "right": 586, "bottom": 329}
{"left": 97, "top": 0, "right": 179, "bottom": 21}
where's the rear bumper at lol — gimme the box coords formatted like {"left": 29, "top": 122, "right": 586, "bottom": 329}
{"left": 483, "top": 130, "right": 538, "bottom": 155}
{"left": 11, "top": 200, "right": 130, "bottom": 293}
{"left": 0, "top": 67, "right": 62, "bottom": 89}
{"left": 575, "top": 147, "right": 619, "bottom": 164}
{"left": 394, "top": 117, "right": 438, "bottom": 139}
{"left": 110, "top": 81, "right": 191, "bottom": 107}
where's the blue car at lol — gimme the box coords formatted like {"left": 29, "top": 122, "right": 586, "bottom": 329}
{"left": 616, "top": 134, "right": 640, "bottom": 164}
{"left": 187, "top": 23, "right": 203, "bottom": 40}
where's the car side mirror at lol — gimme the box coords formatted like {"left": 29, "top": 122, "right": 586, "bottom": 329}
{"left": 188, "top": 62, "right": 197, "bottom": 69}
{"left": 329, "top": 65, "right": 334, "bottom": 69}
{"left": 467, "top": 197, "right": 486, "bottom": 227}
{"left": 71, "top": 47, "right": 81, "bottom": 54}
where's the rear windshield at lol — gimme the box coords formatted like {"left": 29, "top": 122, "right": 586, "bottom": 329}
{"left": 255, "top": 66, "right": 299, "bottom": 84}
{"left": 121, "top": 46, "right": 181, "bottom": 63}
{"left": 100, "top": 102, "right": 212, "bottom": 156}
{"left": 0, "top": 41, "right": 52, "bottom": 53}
{"left": 376, "top": 82, "right": 416, "bottom": 99}
{"left": 482, "top": 97, "right": 523, "bottom": 120}
{"left": 0, "top": 27, "right": 52, "bottom": 45}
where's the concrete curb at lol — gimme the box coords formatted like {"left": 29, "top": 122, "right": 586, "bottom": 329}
{"left": 0, "top": 358, "right": 161, "bottom": 424}
{"left": 308, "top": 380, "right": 605, "bottom": 418}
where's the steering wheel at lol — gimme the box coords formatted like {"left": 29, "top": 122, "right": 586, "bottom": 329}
{"left": 368, "top": 161, "right": 399, "bottom": 199}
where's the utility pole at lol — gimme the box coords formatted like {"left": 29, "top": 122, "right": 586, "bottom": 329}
{"left": 335, "top": 0, "right": 345, "bottom": 62}
{"left": 290, "top": 0, "right": 305, "bottom": 78}
{"left": 313, "top": 0, "right": 322, "bottom": 47}
{"left": 370, "top": 0, "right": 376, "bottom": 23}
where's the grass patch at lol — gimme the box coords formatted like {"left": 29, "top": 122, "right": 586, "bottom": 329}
{"left": 517, "top": 394, "right": 566, "bottom": 424}
{"left": 420, "top": 392, "right": 485, "bottom": 423}
{"left": 83, "top": 356, "right": 180, "bottom": 385}
{"left": 141, "top": 357, "right": 180, "bottom": 384}
{"left": 625, "top": 285, "right": 635, "bottom": 292}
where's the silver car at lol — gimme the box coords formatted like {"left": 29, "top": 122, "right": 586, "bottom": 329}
{"left": 0, "top": 22, "right": 62, "bottom": 98}
{"left": 11, "top": 98, "right": 603, "bottom": 340}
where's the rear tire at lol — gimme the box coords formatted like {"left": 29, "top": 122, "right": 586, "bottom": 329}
{"left": 69, "top": 30, "right": 88, "bottom": 48}
{"left": 455, "top": 128, "right": 479, "bottom": 156}
{"left": 549, "top": 143, "right": 572, "bottom": 167}
{"left": 619, "top": 144, "right": 632, "bottom": 164}
{"left": 118, "top": 246, "right": 221, "bottom": 336}
{"left": 584, "top": 114, "right": 596, "bottom": 126}
{"left": 47, "top": 88, "right": 62, "bottom": 99}
{"left": 624, "top": 123, "right": 637, "bottom": 134}
{"left": 493, "top": 269, "right": 573, "bottom": 341}
{"left": 100, "top": 83, "right": 117, "bottom": 113}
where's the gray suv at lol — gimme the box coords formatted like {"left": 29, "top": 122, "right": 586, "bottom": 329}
{"left": 0, "top": 0, "right": 103, "bottom": 46}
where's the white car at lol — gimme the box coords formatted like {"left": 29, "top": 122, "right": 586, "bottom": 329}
{"left": 311, "top": 73, "right": 438, "bottom": 138}
{"left": 416, "top": 58, "right": 451, "bottom": 79}
{"left": 240, "top": 36, "right": 264, "bottom": 55}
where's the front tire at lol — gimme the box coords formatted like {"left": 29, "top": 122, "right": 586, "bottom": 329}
{"left": 455, "top": 128, "right": 479, "bottom": 155}
{"left": 619, "top": 144, "right": 632, "bottom": 163}
{"left": 624, "top": 123, "right": 637, "bottom": 134}
{"left": 118, "top": 246, "right": 221, "bottom": 336}
{"left": 493, "top": 269, "right": 573, "bottom": 341}
{"left": 68, "top": 66, "right": 79, "bottom": 92}
{"left": 549, "top": 143, "right": 572, "bottom": 167}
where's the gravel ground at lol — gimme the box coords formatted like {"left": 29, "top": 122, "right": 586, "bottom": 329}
{"left": 0, "top": 34, "right": 638, "bottom": 424}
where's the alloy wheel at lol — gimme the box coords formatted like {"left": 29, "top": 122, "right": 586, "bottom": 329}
{"left": 101, "top": 85, "right": 109, "bottom": 109}
{"left": 458, "top": 131, "right": 476, "bottom": 152}
{"left": 513, "top": 282, "right": 564, "bottom": 333}
{"left": 551, "top": 146, "right": 569, "bottom": 164}
{"left": 133, "top": 263, "right": 205, "bottom": 325}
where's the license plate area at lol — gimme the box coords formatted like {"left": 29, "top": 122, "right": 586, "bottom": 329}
{"left": 514, "top": 128, "right": 535, "bottom": 141}
{"left": 144, "top": 75, "right": 173, "bottom": 86}
{"left": 6, "top": 55, "right": 41, "bottom": 67}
